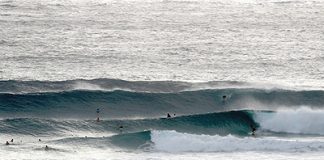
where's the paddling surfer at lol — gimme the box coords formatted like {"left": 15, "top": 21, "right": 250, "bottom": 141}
{"left": 118, "top": 125, "right": 124, "bottom": 133}
{"left": 222, "top": 95, "right": 227, "bottom": 104}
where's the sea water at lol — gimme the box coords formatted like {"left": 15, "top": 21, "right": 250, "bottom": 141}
{"left": 1, "top": 0, "right": 324, "bottom": 159}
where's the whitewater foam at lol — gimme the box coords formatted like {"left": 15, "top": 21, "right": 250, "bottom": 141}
{"left": 151, "top": 130, "right": 324, "bottom": 152}
{"left": 72, "top": 81, "right": 104, "bottom": 91}
{"left": 255, "top": 108, "right": 324, "bottom": 135}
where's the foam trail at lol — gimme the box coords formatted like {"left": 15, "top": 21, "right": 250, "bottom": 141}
{"left": 151, "top": 130, "right": 324, "bottom": 152}
{"left": 255, "top": 108, "right": 324, "bottom": 135}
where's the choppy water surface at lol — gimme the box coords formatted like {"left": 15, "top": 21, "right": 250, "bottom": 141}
{"left": 1, "top": 0, "right": 324, "bottom": 87}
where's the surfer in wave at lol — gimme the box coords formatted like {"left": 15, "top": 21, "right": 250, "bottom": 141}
{"left": 250, "top": 125, "right": 256, "bottom": 136}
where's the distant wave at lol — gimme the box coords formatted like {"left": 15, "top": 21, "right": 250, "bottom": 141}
{"left": 1, "top": 85, "right": 324, "bottom": 118}
{"left": 0, "top": 79, "right": 315, "bottom": 94}
{"left": 0, "top": 79, "right": 193, "bottom": 93}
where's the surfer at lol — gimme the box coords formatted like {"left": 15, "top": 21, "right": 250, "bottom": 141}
{"left": 5, "top": 141, "right": 9, "bottom": 145}
{"left": 118, "top": 125, "right": 124, "bottom": 133}
{"left": 10, "top": 139, "right": 13, "bottom": 143}
{"left": 167, "top": 113, "right": 171, "bottom": 118}
{"left": 222, "top": 95, "right": 227, "bottom": 104}
{"left": 251, "top": 125, "right": 256, "bottom": 136}
{"left": 96, "top": 108, "right": 100, "bottom": 122}
{"left": 223, "top": 95, "right": 226, "bottom": 100}
{"left": 45, "top": 145, "right": 49, "bottom": 151}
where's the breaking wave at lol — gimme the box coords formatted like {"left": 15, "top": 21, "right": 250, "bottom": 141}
{"left": 3, "top": 108, "right": 324, "bottom": 137}
{"left": 52, "top": 129, "right": 324, "bottom": 152}
{"left": 0, "top": 110, "right": 256, "bottom": 136}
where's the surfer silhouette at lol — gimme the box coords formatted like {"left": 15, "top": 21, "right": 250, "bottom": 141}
{"left": 118, "top": 125, "right": 124, "bottom": 133}
{"left": 96, "top": 108, "right": 100, "bottom": 122}
{"left": 223, "top": 95, "right": 226, "bottom": 100}
{"left": 167, "top": 113, "right": 171, "bottom": 118}
{"left": 251, "top": 125, "right": 256, "bottom": 136}
{"left": 5, "top": 141, "right": 9, "bottom": 145}
{"left": 10, "top": 139, "right": 13, "bottom": 143}
{"left": 222, "top": 95, "right": 227, "bottom": 104}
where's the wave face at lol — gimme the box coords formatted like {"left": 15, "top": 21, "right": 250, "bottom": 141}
{"left": 0, "top": 111, "right": 256, "bottom": 136}
{"left": 1, "top": 80, "right": 324, "bottom": 119}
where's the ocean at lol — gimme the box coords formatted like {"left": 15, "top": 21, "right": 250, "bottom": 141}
{"left": 1, "top": 0, "right": 324, "bottom": 159}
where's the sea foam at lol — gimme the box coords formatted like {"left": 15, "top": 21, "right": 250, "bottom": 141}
{"left": 151, "top": 130, "right": 324, "bottom": 152}
{"left": 255, "top": 107, "right": 324, "bottom": 135}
